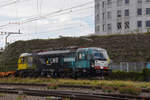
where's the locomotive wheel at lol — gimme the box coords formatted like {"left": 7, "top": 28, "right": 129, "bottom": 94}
{"left": 20, "top": 71, "right": 27, "bottom": 78}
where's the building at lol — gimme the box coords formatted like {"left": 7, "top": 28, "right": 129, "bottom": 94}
{"left": 95, "top": 0, "right": 150, "bottom": 35}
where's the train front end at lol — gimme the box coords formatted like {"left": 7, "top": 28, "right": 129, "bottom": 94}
{"left": 91, "top": 48, "right": 111, "bottom": 75}
{"left": 76, "top": 47, "right": 111, "bottom": 76}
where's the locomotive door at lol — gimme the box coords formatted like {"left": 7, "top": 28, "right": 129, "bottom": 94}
{"left": 75, "top": 50, "right": 90, "bottom": 69}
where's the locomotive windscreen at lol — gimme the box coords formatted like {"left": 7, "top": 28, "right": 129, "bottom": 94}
{"left": 93, "top": 50, "right": 107, "bottom": 61}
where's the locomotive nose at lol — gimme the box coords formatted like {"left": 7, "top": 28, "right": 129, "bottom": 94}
{"left": 94, "top": 60, "right": 109, "bottom": 69}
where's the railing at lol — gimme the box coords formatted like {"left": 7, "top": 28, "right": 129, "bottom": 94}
{"left": 110, "top": 62, "right": 146, "bottom": 72}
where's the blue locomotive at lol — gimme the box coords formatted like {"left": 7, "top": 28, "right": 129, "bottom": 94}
{"left": 17, "top": 47, "right": 111, "bottom": 77}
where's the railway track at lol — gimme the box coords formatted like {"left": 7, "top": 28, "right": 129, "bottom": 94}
{"left": 0, "top": 83, "right": 150, "bottom": 93}
{"left": 0, "top": 87, "right": 149, "bottom": 100}
{"left": 0, "top": 83, "right": 149, "bottom": 100}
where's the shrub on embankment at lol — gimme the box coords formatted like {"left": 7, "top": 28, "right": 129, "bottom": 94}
{"left": 1, "top": 33, "right": 150, "bottom": 70}
{"left": 106, "top": 68, "right": 150, "bottom": 81}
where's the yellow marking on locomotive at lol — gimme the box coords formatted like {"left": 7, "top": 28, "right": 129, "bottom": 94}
{"left": 107, "top": 57, "right": 111, "bottom": 64}
{"left": 17, "top": 57, "right": 28, "bottom": 70}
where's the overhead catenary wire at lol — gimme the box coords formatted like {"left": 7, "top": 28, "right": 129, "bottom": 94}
{"left": 0, "top": 0, "right": 33, "bottom": 29}
{"left": 0, "top": 8, "right": 93, "bottom": 35}
{"left": 9, "top": 23, "right": 94, "bottom": 43}
{"left": 21, "top": 1, "right": 94, "bottom": 24}
{"left": 23, "top": 5, "right": 94, "bottom": 24}
{"left": 37, "top": 23, "right": 94, "bottom": 35}
{"left": 0, "top": 0, "right": 94, "bottom": 41}
{"left": 0, "top": 0, "right": 145, "bottom": 29}
{"left": 0, "top": 5, "right": 94, "bottom": 36}
{"left": 9, "top": 5, "right": 94, "bottom": 35}
{"left": 15, "top": 20, "right": 94, "bottom": 38}
{"left": 0, "top": 1, "right": 94, "bottom": 29}
{"left": 0, "top": 0, "right": 94, "bottom": 47}
{"left": 0, "top": 0, "right": 31, "bottom": 8}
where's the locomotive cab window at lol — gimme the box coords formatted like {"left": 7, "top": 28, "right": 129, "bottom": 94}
{"left": 39, "top": 58, "right": 46, "bottom": 64}
{"left": 28, "top": 57, "right": 33, "bottom": 64}
{"left": 20, "top": 57, "right": 25, "bottom": 64}
{"left": 93, "top": 50, "right": 106, "bottom": 60}
{"left": 78, "top": 52, "right": 86, "bottom": 60}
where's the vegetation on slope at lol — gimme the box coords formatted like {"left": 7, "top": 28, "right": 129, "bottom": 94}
{"left": 1, "top": 33, "right": 150, "bottom": 69}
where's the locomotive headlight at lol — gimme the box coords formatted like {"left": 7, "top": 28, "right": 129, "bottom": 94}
{"left": 92, "top": 64, "right": 94, "bottom": 67}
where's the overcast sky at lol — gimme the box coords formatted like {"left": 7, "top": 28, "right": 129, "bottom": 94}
{"left": 0, "top": 0, "right": 94, "bottom": 48}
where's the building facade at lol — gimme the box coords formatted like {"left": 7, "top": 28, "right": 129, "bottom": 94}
{"left": 95, "top": 0, "right": 150, "bottom": 35}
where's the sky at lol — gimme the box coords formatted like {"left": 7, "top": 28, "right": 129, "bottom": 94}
{"left": 0, "top": 0, "right": 94, "bottom": 48}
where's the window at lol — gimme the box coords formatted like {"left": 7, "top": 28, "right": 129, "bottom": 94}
{"left": 137, "top": 21, "right": 142, "bottom": 28}
{"left": 146, "top": 20, "right": 150, "bottom": 27}
{"left": 137, "top": 8, "right": 142, "bottom": 15}
{"left": 146, "top": 0, "right": 150, "bottom": 2}
{"left": 125, "top": 0, "right": 129, "bottom": 4}
{"left": 102, "top": 1, "right": 106, "bottom": 8}
{"left": 93, "top": 50, "right": 106, "bottom": 60}
{"left": 28, "top": 57, "right": 33, "bottom": 63}
{"left": 39, "top": 58, "right": 46, "bottom": 64}
{"left": 117, "top": 0, "right": 122, "bottom": 6}
{"left": 96, "top": 14, "right": 99, "bottom": 21}
{"left": 137, "top": 0, "right": 142, "bottom": 3}
{"left": 117, "top": 10, "right": 122, "bottom": 17}
{"left": 78, "top": 52, "right": 86, "bottom": 60}
{"left": 125, "top": 9, "right": 129, "bottom": 16}
{"left": 146, "top": 8, "right": 150, "bottom": 15}
{"left": 96, "top": 25, "right": 100, "bottom": 32}
{"left": 103, "top": 24, "right": 106, "bottom": 31}
{"left": 102, "top": 13, "right": 105, "bottom": 20}
{"left": 107, "top": 0, "right": 112, "bottom": 5}
{"left": 107, "top": 24, "right": 112, "bottom": 30}
{"left": 20, "top": 57, "right": 25, "bottom": 64}
{"left": 117, "top": 22, "right": 122, "bottom": 30}
{"left": 107, "top": 11, "right": 112, "bottom": 19}
{"left": 96, "top": 2, "right": 100, "bottom": 9}
{"left": 125, "top": 21, "right": 130, "bottom": 29}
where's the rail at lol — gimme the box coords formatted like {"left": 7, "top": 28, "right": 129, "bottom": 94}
{"left": 0, "top": 83, "right": 149, "bottom": 100}
{"left": 0, "top": 88, "right": 148, "bottom": 100}
{"left": 0, "top": 83, "right": 150, "bottom": 93}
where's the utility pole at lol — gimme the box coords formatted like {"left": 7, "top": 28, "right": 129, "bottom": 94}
{"left": 0, "top": 30, "right": 22, "bottom": 73}
{"left": 0, "top": 30, "right": 22, "bottom": 48}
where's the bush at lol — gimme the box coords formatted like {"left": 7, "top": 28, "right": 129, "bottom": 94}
{"left": 105, "top": 69, "right": 150, "bottom": 81}
{"left": 47, "top": 84, "right": 58, "bottom": 89}
{"left": 143, "top": 68, "right": 150, "bottom": 81}
{"left": 106, "top": 71, "right": 143, "bottom": 81}
{"left": 119, "top": 86, "right": 141, "bottom": 95}
{"left": 101, "top": 86, "right": 115, "bottom": 93}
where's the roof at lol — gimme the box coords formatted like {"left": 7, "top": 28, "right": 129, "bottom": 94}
{"left": 38, "top": 50, "right": 71, "bottom": 56}
{"left": 77, "top": 47, "right": 106, "bottom": 51}
{"left": 20, "top": 53, "right": 32, "bottom": 57}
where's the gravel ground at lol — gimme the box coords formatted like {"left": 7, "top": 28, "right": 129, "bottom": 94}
{"left": 0, "top": 94, "right": 53, "bottom": 100}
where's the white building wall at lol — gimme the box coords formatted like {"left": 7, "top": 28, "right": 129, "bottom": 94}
{"left": 95, "top": 0, "right": 150, "bottom": 35}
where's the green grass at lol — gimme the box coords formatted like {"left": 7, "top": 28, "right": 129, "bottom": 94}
{"left": 0, "top": 93, "right": 5, "bottom": 97}
{"left": 0, "top": 77, "right": 150, "bottom": 89}
{"left": 0, "top": 77, "right": 150, "bottom": 95}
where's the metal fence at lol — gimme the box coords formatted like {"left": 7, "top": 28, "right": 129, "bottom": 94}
{"left": 110, "top": 62, "right": 146, "bottom": 72}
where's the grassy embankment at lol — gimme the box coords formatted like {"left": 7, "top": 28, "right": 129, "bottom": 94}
{"left": 0, "top": 77, "right": 150, "bottom": 95}
{"left": 0, "top": 77, "right": 149, "bottom": 88}
{"left": 1, "top": 33, "right": 150, "bottom": 71}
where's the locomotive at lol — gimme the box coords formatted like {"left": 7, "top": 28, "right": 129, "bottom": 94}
{"left": 16, "top": 47, "right": 111, "bottom": 77}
